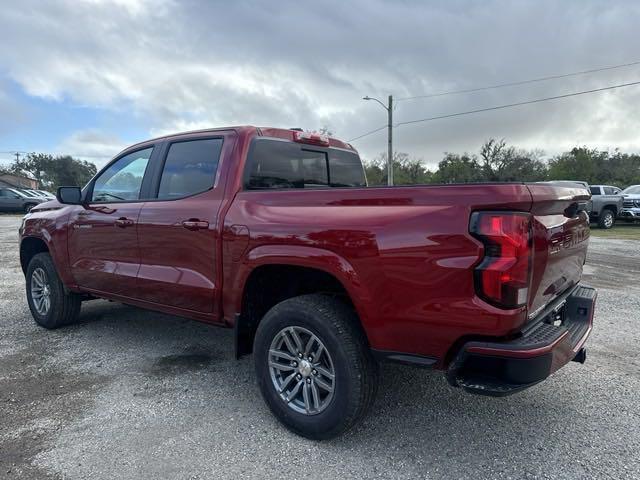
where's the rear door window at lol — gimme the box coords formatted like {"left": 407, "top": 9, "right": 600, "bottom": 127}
{"left": 157, "top": 138, "right": 223, "bottom": 199}
{"left": 589, "top": 187, "right": 601, "bottom": 195}
{"left": 245, "top": 139, "right": 365, "bottom": 189}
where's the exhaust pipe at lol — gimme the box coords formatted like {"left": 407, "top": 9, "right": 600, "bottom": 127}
{"left": 572, "top": 348, "right": 587, "bottom": 364}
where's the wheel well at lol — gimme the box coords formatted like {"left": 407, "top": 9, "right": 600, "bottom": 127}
{"left": 235, "top": 265, "right": 355, "bottom": 358}
{"left": 602, "top": 205, "right": 617, "bottom": 215}
{"left": 20, "top": 237, "right": 49, "bottom": 274}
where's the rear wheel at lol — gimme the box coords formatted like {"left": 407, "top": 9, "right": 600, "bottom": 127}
{"left": 254, "top": 294, "right": 378, "bottom": 440}
{"left": 598, "top": 209, "right": 615, "bottom": 229}
{"left": 26, "top": 253, "right": 81, "bottom": 329}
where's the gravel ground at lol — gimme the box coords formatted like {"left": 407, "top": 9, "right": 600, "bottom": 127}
{"left": 1, "top": 215, "right": 639, "bottom": 479}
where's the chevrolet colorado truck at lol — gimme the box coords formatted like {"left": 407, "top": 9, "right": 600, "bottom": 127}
{"left": 19, "top": 127, "right": 596, "bottom": 439}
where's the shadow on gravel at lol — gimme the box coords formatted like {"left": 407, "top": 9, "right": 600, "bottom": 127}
{"left": 150, "top": 352, "right": 213, "bottom": 376}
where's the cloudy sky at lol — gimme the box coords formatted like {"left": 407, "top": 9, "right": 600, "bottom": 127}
{"left": 1, "top": 0, "right": 640, "bottom": 169}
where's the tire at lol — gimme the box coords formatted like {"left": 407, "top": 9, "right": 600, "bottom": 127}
{"left": 597, "top": 209, "right": 615, "bottom": 229}
{"left": 23, "top": 203, "right": 37, "bottom": 213}
{"left": 26, "top": 252, "right": 81, "bottom": 329}
{"left": 254, "top": 294, "right": 378, "bottom": 440}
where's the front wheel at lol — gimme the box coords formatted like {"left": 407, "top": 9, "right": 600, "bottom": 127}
{"left": 26, "top": 253, "right": 81, "bottom": 329}
{"left": 598, "top": 209, "right": 615, "bottom": 229}
{"left": 254, "top": 294, "right": 378, "bottom": 440}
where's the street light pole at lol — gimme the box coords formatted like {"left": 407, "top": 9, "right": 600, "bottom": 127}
{"left": 387, "top": 95, "right": 393, "bottom": 186}
{"left": 363, "top": 95, "right": 394, "bottom": 186}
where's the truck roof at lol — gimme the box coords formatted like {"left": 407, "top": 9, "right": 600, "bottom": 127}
{"left": 124, "top": 126, "right": 356, "bottom": 154}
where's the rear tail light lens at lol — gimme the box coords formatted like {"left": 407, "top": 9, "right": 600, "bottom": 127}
{"left": 470, "top": 212, "right": 532, "bottom": 309}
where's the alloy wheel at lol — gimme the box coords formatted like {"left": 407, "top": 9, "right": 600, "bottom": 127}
{"left": 268, "top": 326, "right": 335, "bottom": 415}
{"left": 30, "top": 267, "right": 51, "bottom": 315}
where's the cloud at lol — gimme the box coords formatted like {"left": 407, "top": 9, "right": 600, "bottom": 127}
{"left": 55, "top": 129, "right": 128, "bottom": 166}
{"left": 1, "top": 0, "right": 640, "bottom": 166}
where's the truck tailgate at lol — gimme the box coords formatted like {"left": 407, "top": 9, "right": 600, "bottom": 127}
{"left": 526, "top": 184, "right": 591, "bottom": 319}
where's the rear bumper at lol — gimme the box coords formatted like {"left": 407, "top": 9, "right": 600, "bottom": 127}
{"left": 446, "top": 284, "right": 596, "bottom": 396}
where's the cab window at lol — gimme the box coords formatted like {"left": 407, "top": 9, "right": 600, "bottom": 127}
{"left": 91, "top": 148, "right": 153, "bottom": 202}
{"left": 157, "top": 138, "right": 223, "bottom": 199}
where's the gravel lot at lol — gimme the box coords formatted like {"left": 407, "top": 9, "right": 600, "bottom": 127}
{"left": 1, "top": 214, "right": 639, "bottom": 479}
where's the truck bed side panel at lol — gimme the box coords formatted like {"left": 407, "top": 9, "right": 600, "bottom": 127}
{"left": 223, "top": 184, "right": 535, "bottom": 363}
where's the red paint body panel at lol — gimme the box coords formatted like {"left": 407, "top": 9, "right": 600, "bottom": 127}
{"left": 19, "top": 126, "right": 593, "bottom": 370}
{"left": 67, "top": 203, "right": 143, "bottom": 295}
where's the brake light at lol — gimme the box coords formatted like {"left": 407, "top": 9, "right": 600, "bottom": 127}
{"left": 292, "top": 131, "right": 330, "bottom": 147}
{"left": 469, "top": 212, "right": 532, "bottom": 309}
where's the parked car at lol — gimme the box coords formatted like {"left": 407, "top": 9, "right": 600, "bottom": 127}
{"left": 0, "top": 187, "right": 45, "bottom": 213}
{"left": 17, "top": 189, "right": 41, "bottom": 198}
{"left": 24, "top": 189, "right": 52, "bottom": 199}
{"left": 36, "top": 190, "right": 56, "bottom": 199}
{"left": 620, "top": 185, "right": 640, "bottom": 222}
{"left": 588, "top": 184, "right": 624, "bottom": 229}
{"left": 19, "top": 127, "right": 596, "bottom": 439}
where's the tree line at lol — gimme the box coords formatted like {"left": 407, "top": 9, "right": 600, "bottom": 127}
{"left": 0, "top": 153, "right": 97, "bottom": 191}
{"left": 2, "top": 139, "right": 640, "bottom": 191}
{"left": 364, "top": 138, "right": 640, "bottom": 188}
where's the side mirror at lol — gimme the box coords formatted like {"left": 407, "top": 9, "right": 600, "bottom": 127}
{"left": 56, "top": 186, "right": 83, "bottom": 205}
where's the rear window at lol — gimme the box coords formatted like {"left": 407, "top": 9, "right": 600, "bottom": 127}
{"left": 589, "top": 187, "right": 601, "bottom": 195}
{"left": 245, "top": 139, "right": 365, "bottom": 190}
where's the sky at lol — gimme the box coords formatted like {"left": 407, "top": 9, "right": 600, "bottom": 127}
{"left": 1, "top": 0, "right": 640, "bottom": 170}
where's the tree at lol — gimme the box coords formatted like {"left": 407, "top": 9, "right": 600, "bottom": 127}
{"left": 432, "top": 153, "right": 484, "bottom": 183}
{"left": 478, "top": 138, "right": 547, "bottom": 182}
{"left": 363, "top": 152, "right": 432, "bottom": 185}
{"left": 9, "top": 153, "right": 53, "bottom": 187}
{"left": 9, "top": 152, "right": 97, "bottom": 189}
{"left": 49, "top": 155, "right": 97, "bottom": 188}
{"left": 547, "top": 147, "right": 640, "bottom": 188}
{"left": 318, "top": 126, "right": 334, "bottom": 136}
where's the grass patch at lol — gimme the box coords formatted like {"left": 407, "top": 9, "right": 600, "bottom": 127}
{"left": 590, "top": 222, "right": 640, "bottom": 240}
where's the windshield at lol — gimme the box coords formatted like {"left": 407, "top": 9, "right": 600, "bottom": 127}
{"left": 622, "top": 185, "right": 640, "bottom": 194}
{"left": 9, "top": 188, "right": 28, "bottom": 198}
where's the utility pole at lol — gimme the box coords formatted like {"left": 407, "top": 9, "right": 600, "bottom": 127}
{"left": 14, "top": 152, "right": 20, "bottom": 163}
{"left": 362, "top": 95, "right": 394, "bottom": 186}
{"left": 387, "top": 95, "right": 393, "bottom": 186}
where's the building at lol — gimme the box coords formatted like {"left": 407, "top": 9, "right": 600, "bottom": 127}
{"left": 0, "top": 173, "right": 38, "bottom": 189}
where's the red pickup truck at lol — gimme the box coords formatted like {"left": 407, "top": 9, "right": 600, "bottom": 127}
{"left": 19, "top": 126, "right": 596, "bottom": 439}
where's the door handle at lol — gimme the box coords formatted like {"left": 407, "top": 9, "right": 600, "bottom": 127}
{"left": 181, "top": 219, "right": 209, "bottom": 230}
{"left": 115, "top": 217, "right": 135, "bottom": 228}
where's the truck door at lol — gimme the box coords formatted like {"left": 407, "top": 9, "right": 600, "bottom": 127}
{"left": 67, "top": 146, "right": 155, "bottom": 295}
{"left": 135, "top": 133, "right": 235, "bottom": 319}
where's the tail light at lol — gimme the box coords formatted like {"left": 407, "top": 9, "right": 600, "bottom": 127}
{"left": 470, "top": 212, "right": 532, "bottom": 309}
{"left": 292, "top": 130, "right": 330, "bottom": 147}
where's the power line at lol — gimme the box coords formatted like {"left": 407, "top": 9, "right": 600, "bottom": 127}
{"left": 396, "top": 79, "right": 640, "bottom": 127}
{"left": 348, "top": 79, "right": 640, "bottom": 142}
{"left": 347, "top": 125, "right": 387, "bottom": 142}
{"left": 396, "top": 60, "right": 640, "bottom": 102}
